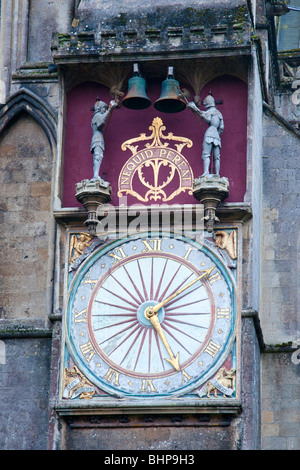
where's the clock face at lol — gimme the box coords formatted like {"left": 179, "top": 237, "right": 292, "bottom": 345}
{"left": 65, "top": 234, "right": 237, "bottom": 398}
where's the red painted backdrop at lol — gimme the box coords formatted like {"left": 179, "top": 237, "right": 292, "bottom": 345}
{"left": 63, "top": 75, "right": 247, "bottom": 207}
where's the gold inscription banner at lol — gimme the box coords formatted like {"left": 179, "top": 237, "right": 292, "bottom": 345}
{"left": 118, "top": 118, "right": 194, "bottom": 203}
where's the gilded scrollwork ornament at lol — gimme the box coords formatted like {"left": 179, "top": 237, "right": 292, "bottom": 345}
{"left": 69, "top": 233, "right": 93, "bottom": 264}
{"left": 69, "top": 232, "right": 107, "bottom": 271}
{"left": 214, "top": 230, "right": 237, "bottom": 260}
{"left": 197, "top": 367, "right": 236, "bottom": 399}
{"left": 63, "top": 366, "right": 96, "bottom": 400}
{"left": 118, "top": 117, "right": 194, "bottom": 202}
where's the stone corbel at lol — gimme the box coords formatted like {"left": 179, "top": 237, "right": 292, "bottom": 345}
{"left": 75, "top": 179, "right": 112, "bottom": 236}
{"left": 193, "top": 175, "right": 229, "bottom": 232}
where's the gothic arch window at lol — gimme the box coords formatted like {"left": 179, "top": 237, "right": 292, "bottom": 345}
{"left": 0, "top": 88, "right": 57, "bottom": 151}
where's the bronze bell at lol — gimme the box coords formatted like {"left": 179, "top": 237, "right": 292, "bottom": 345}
{"left": 122, "top": 64, "right": 151, "bottom": 110}
{"left": 154, "top": 67, "right": 186, "bottom": 113}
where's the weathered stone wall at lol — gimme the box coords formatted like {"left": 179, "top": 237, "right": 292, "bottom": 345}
{"left": 243, "top": 51, "right": 264, "bottom": 313}
{"left": 0, "top": 113, "right": 54, "bottom": 320}
{"left": 260, "top": 110, "right": 300, "bottom": 449}
{"left": 241, "top": 315, "right": 261, "bottom": 449}
{"left": 0, "top": 337, "right": 51, "bottom": 450}
{"left": 261, "top": 111, "right": 300, "bottom": 345}
{"left": 63, "top": 417, "right": 241, "bottom": 450}
{"left": 261, "top": 352, "right": 300, "bottom": 449}
{"left": 27, "top": 0, "right": 76, "bottom": 62}
{"left": 0, "top": 112, "right": 55, "bottom": 448}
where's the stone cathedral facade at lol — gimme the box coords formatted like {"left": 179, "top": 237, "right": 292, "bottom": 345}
{"left": 0, "top": 0, "right": 299, "bottom": 450}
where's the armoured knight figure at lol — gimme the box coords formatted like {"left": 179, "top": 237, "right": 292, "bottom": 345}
{"left": 90, "top": 98, "right": 118, "bottom": 183}
{"left": 187, "top": 94, "right": 224, "bottom": 176}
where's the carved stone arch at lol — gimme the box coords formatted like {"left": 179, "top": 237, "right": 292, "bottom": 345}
{"left": 0, "top": 88, "right": 57, "bottom": 150}
{"left": 177, "top": 57, "right": 248, "bottom": 96}
{"left": 63, "top": 63, "right": 132, "bottom": 94}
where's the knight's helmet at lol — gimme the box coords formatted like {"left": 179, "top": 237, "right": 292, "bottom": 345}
{"left": 93, "top": 97, "right": 108, "bottom": 113}
{"left": 203, "top": 94, "right": 215, "bottom": 108}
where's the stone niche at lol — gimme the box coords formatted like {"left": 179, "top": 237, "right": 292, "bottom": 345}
{"left": 62, "top": 75, "right": 248, "bottom": 208}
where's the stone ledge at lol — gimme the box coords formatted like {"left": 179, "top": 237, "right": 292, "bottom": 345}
{"left": 59, "top": 412, "right": 238, "bottom": 428}
{"left": 55, "top": 398, "right": 242, "bottom": 418}
{"left": 52, "top": 11, "right": 251, "bottom": 63}
{"left": 54, "top": 202, "right": 252, "bottom": 225}
{"left": 0, "top": 324, "right": 52, "bottom": 339}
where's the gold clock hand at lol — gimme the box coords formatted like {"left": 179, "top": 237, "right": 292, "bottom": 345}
{"left": 144, "top": 307, "right": 180, "bottom": 371}
{"left": 151, "top": 265, "right": 215, "bottom": 314}
{"left": 144, "top": 266, "right": 215, "bottom": 372}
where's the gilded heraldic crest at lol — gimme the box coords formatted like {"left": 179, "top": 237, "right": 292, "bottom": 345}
{"left": 118, "top": 117, "right": 194, "bottom": 202}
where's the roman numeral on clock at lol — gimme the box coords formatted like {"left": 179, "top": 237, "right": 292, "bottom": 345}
{"left": 141, "top": 239, "right": 162, "bottom": 252}
{"left": 74, "top": 307, "right": 87, "bottom": 323}
{"left": 83, "top": 274, "right": 98, "bottom": 289}
{"left": 208, "top": 271, "right": 221, "bottom": 284}
{"left": 108, "top": 247, "right": 128, "bottom": 265}
{"left": 204, "top": 340, "right": 221, "bottom": 357}
{"left": 141, "top": 379, "right": 157, "bottom": 392}
{"left": 80, "top": 341, "right": 96, "bottom": 362}
{"left": 181, "top": 369, "right": 192, "bottom": 383}
{"left": 217, "top": 307, "right": 230, "bottom": 319}
{"left": 104, "top": 368, "right": 120, "bottom": 386}
{"left": 183, "top": 246, "right": 194, "bottom": 260}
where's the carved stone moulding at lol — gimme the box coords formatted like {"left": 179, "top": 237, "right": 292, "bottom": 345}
{"left": 75, "top": 179, "right": 112, "bottom": 235}
{"left": 193, "top": 175, "right": 229, "bottom": 232}
{"left": 51, "top": 2, "right": 251, "bottom": 64}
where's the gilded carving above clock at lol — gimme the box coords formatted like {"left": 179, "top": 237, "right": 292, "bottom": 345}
{"left": 64, "top": 233, "right": 238, "bottom": 402}
{"left": 118, "top": 117, "right": 194, "bottom": 202}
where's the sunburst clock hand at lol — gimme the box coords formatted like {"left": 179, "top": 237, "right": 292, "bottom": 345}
{"left": 144, "top": 266, "right": 215, "bottom": 371}
{"left": 144, "top": 308, "right": 180, "bottom": 371}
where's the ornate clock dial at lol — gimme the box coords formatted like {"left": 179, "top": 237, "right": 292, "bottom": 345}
{"left": 66, "top": 234, "right": 237, "bottom": 398}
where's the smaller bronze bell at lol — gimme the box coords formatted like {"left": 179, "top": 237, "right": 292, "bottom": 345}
{"left": 122, "top": 64, "right": 151, "bottom": 110}
{"left": 154, "top": 67, "right": 186, "bottom": 113}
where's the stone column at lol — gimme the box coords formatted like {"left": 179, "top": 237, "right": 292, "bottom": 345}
{"left": 0, "top": 0, "right": 30, "bottom": 103}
